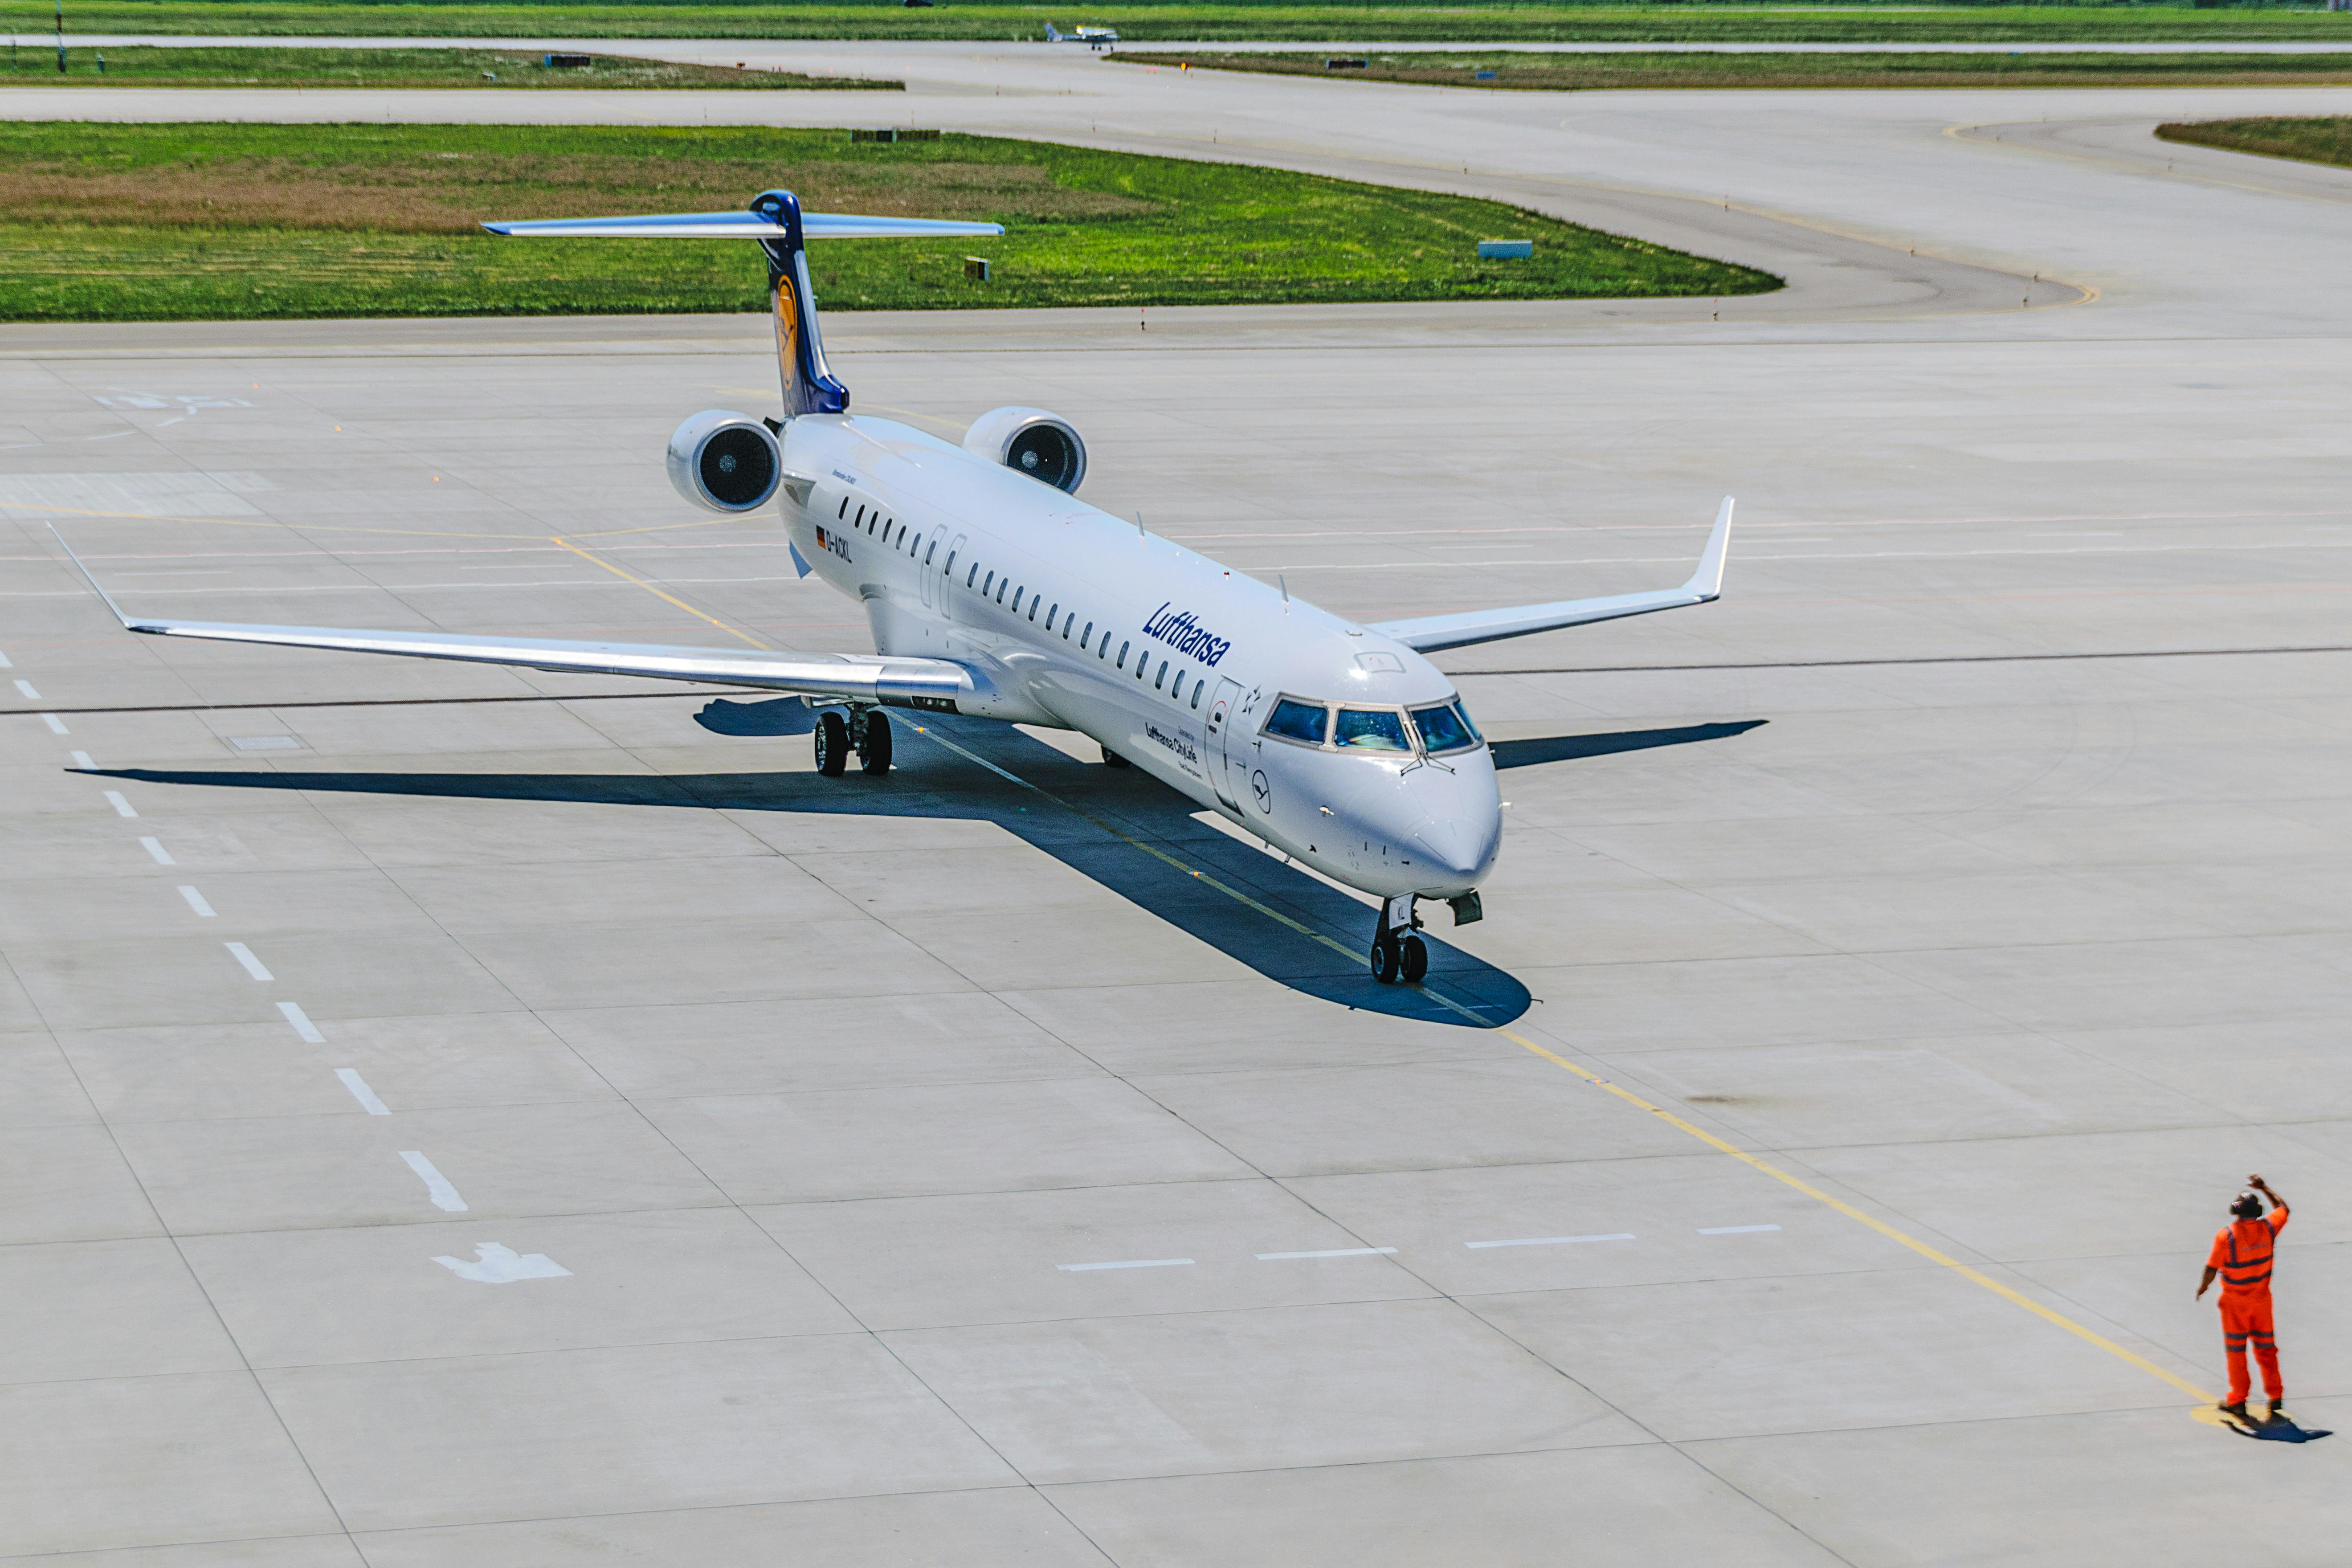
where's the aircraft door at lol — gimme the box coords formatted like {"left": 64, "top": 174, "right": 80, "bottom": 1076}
{"left": 942, "top": 532, "right": 968, "bottom": 620}
{"left": 1204, "top": 676, "right": 1244, "bottom": 809}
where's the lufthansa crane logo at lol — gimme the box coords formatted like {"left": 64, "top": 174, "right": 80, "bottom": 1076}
{"left": 1251, "top": 770, "right": 1272, "bottom": 812}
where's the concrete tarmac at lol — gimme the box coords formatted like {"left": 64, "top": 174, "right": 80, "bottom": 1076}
{"left": 4, "top": 48, "right": 2352, "bottom": 1567}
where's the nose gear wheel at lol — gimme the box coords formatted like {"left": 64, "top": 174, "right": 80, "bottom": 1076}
{"left": 1369, "top": 898, "right": 1431, "bottom": 986}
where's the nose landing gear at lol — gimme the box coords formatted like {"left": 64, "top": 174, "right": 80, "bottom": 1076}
{"left": 1369, "top": 894, "right": 1429, "bottom": 986}
{"left": 813, "top": 705, "right": 893, "bottom": 778}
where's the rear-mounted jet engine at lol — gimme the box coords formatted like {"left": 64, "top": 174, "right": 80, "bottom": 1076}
{"left": 964, "top": 406, "right": 1086, "bottom": 494}
{"left": 667, "top": 409, "right": 783, "bottom": 513}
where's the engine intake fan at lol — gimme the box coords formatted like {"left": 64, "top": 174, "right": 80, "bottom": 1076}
{"left": 667, "top": 410, "right": 782, "bottom": 513}
{"left": 964, "top": 406, "right": 1086, "bottom": 494}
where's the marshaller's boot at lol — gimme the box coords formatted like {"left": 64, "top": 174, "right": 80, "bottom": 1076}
{"left": 2266, "top": 1396, "right": 2287, "bottom": 1425}
{"left": 2218, "top": 1401, "right": 2250, "bottom": 1423}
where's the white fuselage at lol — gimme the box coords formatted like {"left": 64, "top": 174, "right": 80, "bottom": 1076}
{"left": 781, "top": 413, "right": 1502, "bottom": 901}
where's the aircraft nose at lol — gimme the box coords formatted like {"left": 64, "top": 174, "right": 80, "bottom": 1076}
{"left": 1401, "top": 823, "right": 1477, "bottom": 884}
{"left": 1403, "top": 762, "right": 1501, "bottom": 891}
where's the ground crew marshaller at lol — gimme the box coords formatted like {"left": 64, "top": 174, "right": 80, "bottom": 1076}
{"left": 2196, "top": 1172, "right": 2290, "bottom": 1424}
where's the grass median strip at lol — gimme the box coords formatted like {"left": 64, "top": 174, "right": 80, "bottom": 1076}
{"left": 0, "top": 122, "right": 1776, "bottom": 321}
{"left": 0, "top": 45, "right": 897, "bottom": 90}
{"left": 2156, "top": 114, "right": 2352, "bottom": 171}
{"left": 19, "top": 1, "right": 2352, "bottom": 44}
{"left": 1116, "top": 48, "right": 2352, "bottom": 91}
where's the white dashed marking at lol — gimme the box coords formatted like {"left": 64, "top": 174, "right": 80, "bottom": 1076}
{"left": 1698, "top": 1225, "right": 1783, "bottom": 1236}
{"left": 277, "top": 1001, "right": 324, "bottom": 1043}
{"left": 12, "top": 679, "right": 37, "bottom": 700}
{"left": 70, "top": 751, "right": 94, "bottom": 770}
{"left": 1255, "top": 1247, "right": 1398, "bottom": 1261}
{"left": 177, "top": 886, "right": 216, "bottom": 918}
{"left": 102, "top": 790, "right": 137, "bottom": 817}
{"left": 140, "top": 837, "right": 175, "bottom": 865}
{"left": 335, "top": 1068, "right": 390, "bottom": 1115}
{"left": 41, "top": 713, "right": 66, "bottom": 734}
{"left": 1057, "top": 1258, "right": 1193, "bottom": 1273}
{"left": 400, "top": 1151, "right": 467, "bottom": 1212}
{"left": 1466, "top": 1233, "right": 1636, "bottom": 1250}
{"left": 224, "top": 942, "right": 273, "bottom": 981}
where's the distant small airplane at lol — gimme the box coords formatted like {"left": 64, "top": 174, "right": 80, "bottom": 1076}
{"left": 1045, "top": 22, "right": 1119, "bottom": 47}
{"left": 63, "top": 191, "right": 1731, "bottom": 987}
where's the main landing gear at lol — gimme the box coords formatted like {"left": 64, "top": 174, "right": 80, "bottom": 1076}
{"left": 1369, "top": 893, "right": 1429, "bottom": 986}
{"left": 814, "top": 706, "right": 892, "bottom": 778}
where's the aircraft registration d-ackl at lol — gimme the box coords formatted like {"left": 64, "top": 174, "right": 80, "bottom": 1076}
{"left": 62, "top": 190, "right": 1732, "bottom": 986}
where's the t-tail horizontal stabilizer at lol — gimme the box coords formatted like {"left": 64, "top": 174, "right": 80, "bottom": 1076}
{"left": 1370, "top": 496, "right": 1733, "bottom": 654}
{"left": 484, "top": 191, "right": 1003, "bottom": 417}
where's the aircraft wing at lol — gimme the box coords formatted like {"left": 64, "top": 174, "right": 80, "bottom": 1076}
{"left": 53, "top": 531, "right": 974, "bottom": 707}
{"left": 1370, "top": 497, "right": 1731, "bottom": 655}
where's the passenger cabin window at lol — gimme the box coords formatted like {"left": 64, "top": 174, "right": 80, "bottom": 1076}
{"left": 854, "top": 505, "right": 866, "bottom": 528}
{"left": 1012, "top": 589, "right": 1023, "bottom": 613}
{"left": 1334, "top": 708, "right": 1412, "bottom": 752}
{"left": 997, "top": 580, "right": 1009, "bottom": 604}
{"left": 1082, "top": 622, "right": 1093, "bottom": 649}
{"left": 1264, "top": 698, "right": 1330, "bottom": 746}
{"left": 983, "top": 571, "right": 994, "bottom": 595}
{"left": 1410, "top": 702, "right": 1481, "bottom": 752}
{"left": 1117, "top": 640, "right": 1130, "bottom": 669}
{"left": 967, "top": 564, "right": 978, "bottom": 587}
{"left": 837, "top": 497, "right": 849, "bottom": 519}
{"left": 1191, "top": 681, "right": 1204, "bottom": 711}
{"left": 1154, "top": 661, "right": 1167, "bottom": 690}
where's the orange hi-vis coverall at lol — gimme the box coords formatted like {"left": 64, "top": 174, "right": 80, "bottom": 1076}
{"left": 2208, "top": 1202, "right": 2289, "bottom": 1405}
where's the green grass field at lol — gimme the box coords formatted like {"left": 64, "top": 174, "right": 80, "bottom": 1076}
{"left": 0, "top": 45, "right": 896, "bottom": 86}
{"left": 12, "top": 2, "right": 2352, "bottom": 44}
{"left": 0, "top": 121, "right": 1778, "bottom": 321}
{"left": 1119, "top": 47, "right": 2352, "bottom": 90}
{"left": 2156, "top": 114, "right": 2352, "bottom": 168}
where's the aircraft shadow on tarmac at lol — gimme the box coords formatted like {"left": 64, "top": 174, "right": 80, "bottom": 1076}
{"left": 92, "top": 703, "right": 1764, "bottom": 1029}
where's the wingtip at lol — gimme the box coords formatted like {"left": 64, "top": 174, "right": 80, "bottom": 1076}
{"left": 1687, "top": 495, "right": 1734, "bottom": 600}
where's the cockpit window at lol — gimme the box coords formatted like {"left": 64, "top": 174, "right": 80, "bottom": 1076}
{"left": 1264, "top": 697, "right": 1329, "bottom": 745}
{"left": 1334, "top": 707, "right": 1412, "bottom": 752}
{"left": 1410, "top": 702, "right": 1481, "bottom": 754}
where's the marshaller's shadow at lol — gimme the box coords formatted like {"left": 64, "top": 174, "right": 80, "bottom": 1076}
{"left": 92, "top": 705, "right": 1761, "bottom": 1028}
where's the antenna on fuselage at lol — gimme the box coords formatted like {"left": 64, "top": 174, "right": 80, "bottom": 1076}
{"left": 1278, "top": 573, "right": 1289, "bottom": 613}
{"left": 1135, "top": 510, "right": 1144, "bottom": 535}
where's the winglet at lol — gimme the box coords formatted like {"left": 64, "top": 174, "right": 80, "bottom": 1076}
{"left": 1684, "top": 496, "right": 1734, "bottom": 601}
{"left": 48, "top": 526, "right": 142, "bottom": 630}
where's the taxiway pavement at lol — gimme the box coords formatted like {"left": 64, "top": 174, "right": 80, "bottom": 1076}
{"left": 3, "top": 47, "right": 2351, "bottom": 1568}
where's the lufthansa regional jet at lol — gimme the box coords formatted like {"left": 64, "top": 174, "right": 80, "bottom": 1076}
{"left": 63, "top": 191, "right": 1731, "bottom": 986}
